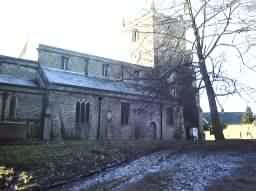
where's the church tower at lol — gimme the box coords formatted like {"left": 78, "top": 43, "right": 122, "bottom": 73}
{"left": 123, "top": 1, "right": 201, "bottom": 140}
{"left": 124, "top": 0, "right": 187, "bottom": 67}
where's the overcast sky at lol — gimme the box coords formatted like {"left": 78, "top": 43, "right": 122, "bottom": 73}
{"left": 0, "top": 0, "right": 255, "bottom": 113}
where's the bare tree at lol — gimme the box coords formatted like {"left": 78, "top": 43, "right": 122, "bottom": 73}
{"left": 126, "top": 0, "right": 256, "bottom": 140}
{"left": 183, "top": 0, "right": 256, "bottom": 140}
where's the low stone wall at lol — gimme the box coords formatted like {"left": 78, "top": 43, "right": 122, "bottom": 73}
{"left": 0, "top": 120, "right": 41, "bottom": 141}
{"left": 0, "top": 121, "right": 27, "bottom": 140}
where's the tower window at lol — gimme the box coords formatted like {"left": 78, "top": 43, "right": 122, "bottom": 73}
{"left": 166, "top": 107, "right": 174, "bottom": 125}
{"left": 102, "top": 64, "right": 109, "bottom": 77}
{"left": 121, "top": 102, "right": 130, "bottom": 125}
{"left": 132, "top": 29, "right": 139, "bottom": 42}
{"left": 61, "top": 56, "right": 69, "bottom": 70}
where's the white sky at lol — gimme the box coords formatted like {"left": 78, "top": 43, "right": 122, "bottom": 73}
{"left": 0, "top": 0, "right": 255, "bottom": 113}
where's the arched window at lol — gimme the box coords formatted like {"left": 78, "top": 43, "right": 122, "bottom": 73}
{"left": 76, "top": 101, "right": 90, "bottom": 124}
{"left": 9, "top": 95, "right": 17, "bottom": 120}
{"left": 81, "top": 102, "right": 85, "bottom": 123}
{"left": 75, "top": 102, "right": 81, "bottom": 123}
{"left": 150, "top": 122, "right": 157, "bottom": 140}
{"left": 85, "top": 103, "right": 90, "bottom": 123}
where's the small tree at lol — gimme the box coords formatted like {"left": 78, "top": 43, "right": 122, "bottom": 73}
{"left": 241, "top": 106, "right": 254, "bottom": 124}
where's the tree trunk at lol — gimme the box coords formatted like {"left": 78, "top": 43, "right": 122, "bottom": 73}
{"left": 199, "top": 59, "right": 225, "bottom": 141}
{"left": 185, "top": 0, "right": 225, "bottom": 141}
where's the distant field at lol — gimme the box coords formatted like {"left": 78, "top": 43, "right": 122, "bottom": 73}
{"left": 205, "top": 124, "right": 256, "bottom": 140}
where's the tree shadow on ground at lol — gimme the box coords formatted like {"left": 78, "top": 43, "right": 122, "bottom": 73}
{"left": 207, "top": 153, "right": 256, "bottom": 191}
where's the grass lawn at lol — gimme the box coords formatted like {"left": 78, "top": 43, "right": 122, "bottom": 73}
{"left": 205, "top": 124, "right": 256, "bottom": 140}
{"left": 0, "top": 140, "right": 178, "bottom": 190}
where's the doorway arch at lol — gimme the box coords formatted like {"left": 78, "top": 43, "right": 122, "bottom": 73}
{"left": 150, "top": 121, "right": 157, "bottom": 140}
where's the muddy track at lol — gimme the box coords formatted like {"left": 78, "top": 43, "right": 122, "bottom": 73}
{"left": 51, "top": 142, "right": 256, "bottom": 191}
{"left": 48, "top": 145, "right": 186, "bottom": 190}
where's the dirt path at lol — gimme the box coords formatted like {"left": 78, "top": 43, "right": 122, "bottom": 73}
{"left": 59, "top": 143, "right": 256, "bottom": 191}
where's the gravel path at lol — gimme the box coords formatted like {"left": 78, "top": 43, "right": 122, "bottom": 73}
{"left": 60, "top": 146, "right": 256, "bottom": 191}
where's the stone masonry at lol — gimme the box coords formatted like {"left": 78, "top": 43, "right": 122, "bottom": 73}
{"left": 0, "top": 6, "right": 198, "bottom": 141}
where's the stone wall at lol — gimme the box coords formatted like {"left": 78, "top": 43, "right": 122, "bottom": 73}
{"left": 0, "top": 91, "right": 43, "bottom": 120}
{"left": 0, "top": 56, "right": 38, "bottom": 80}
{"left": 45, "top": 89, "right": 183, "bottom": 141}
{"left": 100, "top": 97, "right": 161, "bottom": 140}
{"left": 0, "top": 50, "right": 187, "bottom": 142}
{"left": 0, "top": 90, "right": 43, "bottom": 140}
{"left": 125, "top": 11, "right": 187, "bottom": 67}
{"left": 126, "top": 13, "right": 155, "bottom": 67}
{"left": 38, "top": 44, "right": 152, "bottom": 82}
{"left": 160, "top": 104, "right": 184, "bottom": 140}
{"left": 153, "top": 16, "right": 187, "bottom": 66}
{"left": 46, "top": 91, "right": 98, "bottom": 140}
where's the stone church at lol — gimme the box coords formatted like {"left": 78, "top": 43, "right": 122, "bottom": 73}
{"left": 0, "top": 4, "right": 199, "bottom": 141}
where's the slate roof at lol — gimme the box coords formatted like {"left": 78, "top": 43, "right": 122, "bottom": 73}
{"left": 42, "top": 67, "right": 152, "bottom": 96}
{"left": 202, "top": 112, "right": 243, "bottom": 125}
{"left": 0, "top": 74, "right": 37, "bottom": 88}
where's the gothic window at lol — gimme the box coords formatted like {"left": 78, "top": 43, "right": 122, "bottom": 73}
{"left": 85, "top": 103, "right": 90, "bottom": 123}
{"left": 75, "top": 102, "right": 81, "bottom": 123}
{"left": 61, "top": 56, "right": 69, "bottom": 70}
{"left": 76, "top": 101, "right": 90, "bottom": 124}
{"left": 132, "top": 29, "right": 139, "bottom": 42}
{"left": 102, "top": 64, "right": 109, "bottom": 77}
{"left": 81, "top": 102, "right": 85, "bottom": 123}
{"left": 84, "top": 58, "right": 89, "bottom": 76}
{"left": 121, "top": 102, "right": 130, "bottom": 125}
{"left": 166, "top": 107, "right": 174, "bottom": 125}
{"left": 9, "top": 95, "right": 17, "bottom": 120}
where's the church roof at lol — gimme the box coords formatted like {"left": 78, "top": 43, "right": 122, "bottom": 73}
{"left": 42, "top": 67, "right": 152, "bottom": 96}
{"left": 0, "top": 74, "right": 37, "bottom": 88}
